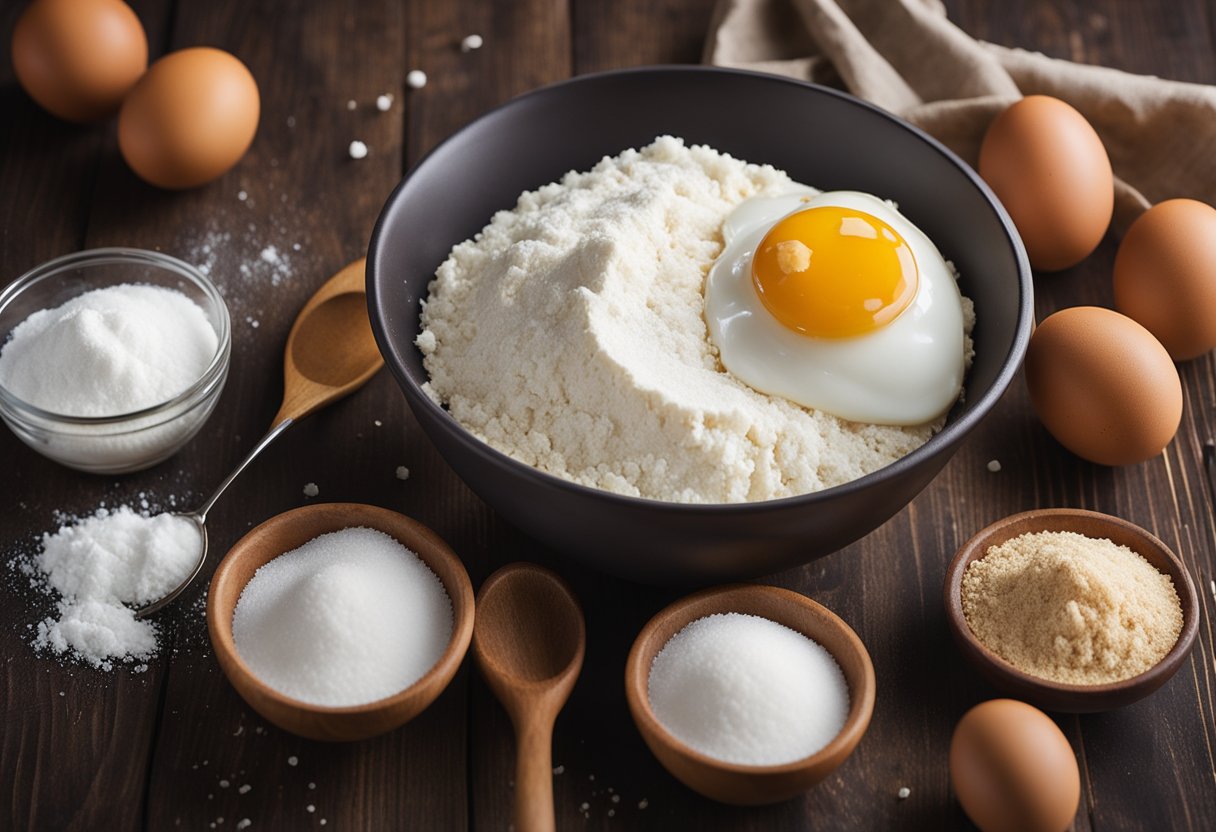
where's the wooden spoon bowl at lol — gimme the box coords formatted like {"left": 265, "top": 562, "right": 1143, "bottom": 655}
{"left": 625, "top": 584, "right": 876, "bottom": 805}
{"left": 207, "top": 502, "right": 474, "bottom": 741}
{"left": 944, "top": 508, "right": 1200, "bottom": 712}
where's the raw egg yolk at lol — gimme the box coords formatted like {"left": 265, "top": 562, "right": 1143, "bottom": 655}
{"left": 751, "top": 206, "right": 919, "bottom": 338}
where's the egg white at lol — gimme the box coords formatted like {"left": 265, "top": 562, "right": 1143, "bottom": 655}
{"left": 705, "top": 190, "right": 966, "bottom": 426}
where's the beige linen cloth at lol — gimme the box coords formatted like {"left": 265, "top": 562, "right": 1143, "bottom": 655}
{"left": 704, "top": 0, "right": 1216, "bottom": 229}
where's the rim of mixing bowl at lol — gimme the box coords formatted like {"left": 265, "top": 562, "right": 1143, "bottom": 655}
{"left": 0, "top": 247, "right": 233, "bottom": 428}
{"left": 367, "top": 65, "right": 1034, "bottom": 512}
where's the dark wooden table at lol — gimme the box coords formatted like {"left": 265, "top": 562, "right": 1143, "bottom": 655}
{"left": 3, "top": 1, "right": 1214, "bottom": 829}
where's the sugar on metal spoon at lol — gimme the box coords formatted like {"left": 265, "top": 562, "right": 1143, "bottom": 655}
{"left": 135, "top": 258, "right": 383, "bottom": 619}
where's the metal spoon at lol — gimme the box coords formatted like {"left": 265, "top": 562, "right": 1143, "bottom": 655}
{"left": 135, "top": 258, "right": 383, "bottom": 619}
{"left": 472, "top": 563, "right": 585, "bottom": 832}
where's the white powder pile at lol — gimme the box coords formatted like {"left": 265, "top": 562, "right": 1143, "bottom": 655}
{"left": 648, "top": 612, "right": 849, "bottom": 766}
{"left": 0, "top": 284, "right": 217, "bottom": 417}
{"left": 418, "top": 136, "right": 969, "bottom": 503}
{"left": 231, "top": 527, "right": 453, "bottom": 706}
{"left": 32, "top": 506, "right": 203, "bottom": 669}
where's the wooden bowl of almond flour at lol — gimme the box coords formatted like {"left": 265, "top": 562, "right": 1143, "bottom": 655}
{"left": 944, "top": 508, "right": 1200, "bottom": 712}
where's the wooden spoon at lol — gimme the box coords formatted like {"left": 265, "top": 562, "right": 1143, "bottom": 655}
{"left": 272, "top": 257, "right": 383, "bottom": 427}
{"left": 473, "top": 563, "right": 585, "bottom": 832}
{"left": 136, "top": 258, "right": 383, "bottom": 618}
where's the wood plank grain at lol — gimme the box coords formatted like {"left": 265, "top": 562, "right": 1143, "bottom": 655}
{"left": 0, "top": 3, "right": 173, "bottom": 830}
{"left": 3, "top": 0, "right": 1216, "bottom": 829}
{"left": 101, "top": 0, "right": 470, "bottom": 828}
{"left": 943, "top": 3, "right": 1216, "bottom": 830}
{"left": 403, "top": 5, "right": 580, "bottom": 830}
{"left": 572, "top": 0, "right": 720, "bottom": 73}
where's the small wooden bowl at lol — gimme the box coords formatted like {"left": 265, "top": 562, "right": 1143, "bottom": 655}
{"left": 624, "top": 584, "right": 876, "bottom": 805}
{"left": 945, "top": 508, "right": 1200, "bottom": 713}
{"left": 207, "top": 502, "right": 475, "bottom": 741}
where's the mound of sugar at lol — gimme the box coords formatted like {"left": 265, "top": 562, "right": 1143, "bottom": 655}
{"left": 0, "top": 283, "right": 217, "bottom": 417}
{"left": 32, "top": 506, "right": 203, "bottom": 669}
{"left": 231, "top": 527, "right": 453, "bottom": 707}
{"left": 648, "top": 612, "right": 849, "bottom": 766}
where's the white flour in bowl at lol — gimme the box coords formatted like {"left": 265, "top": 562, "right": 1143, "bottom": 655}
{"left": 418, "top": 136, "right": 972, "bottom": 503}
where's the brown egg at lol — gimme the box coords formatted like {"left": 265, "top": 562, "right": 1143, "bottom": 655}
{"left": 979, "top": 96, "right": 1113, "bottom": 272}
{"left": 11, "top": 0, "right": 148, "bottom": 122}
{"left": 1114, "top": 198, "right": 1216, "bottom": 360}
{"left": 1025, "top": 306, "right": 1181, "bottom": 466}
{"left": 118, "top": 47, "right": 260, "bottom": 189}
{"left": 950, "top": 699, "right": 1080, "bottom": 832}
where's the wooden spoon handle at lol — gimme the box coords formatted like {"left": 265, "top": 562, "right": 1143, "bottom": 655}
{"left": 513, "top": 712, "right": 557, "bottom": 832}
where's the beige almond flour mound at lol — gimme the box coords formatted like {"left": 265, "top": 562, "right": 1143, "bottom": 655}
{"left": 961, "top": 530, "right": 1183, "bottom": 685}
{"left": 416, "top": 136, "right": 974, "bottom": 503}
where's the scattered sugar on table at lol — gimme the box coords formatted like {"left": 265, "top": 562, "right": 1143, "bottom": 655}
{"left": 232, "top": 527, "right": 453, "bottom": 706}
{"left": 29, "top": 506, "right": 202, "bottom": 668}
{"left": 647, "top": 613, "right": 849, "bottom": 765}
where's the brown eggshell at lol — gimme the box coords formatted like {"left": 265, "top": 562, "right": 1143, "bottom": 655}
{"left": 979, "top": 96, "right": 1113, "bottom": 272}
{"left": 11, "top": 0, "right": 148, "bottom": 122}
{"left": 950, "top": 699, "right": 1080, "bottom": 832}
{"left": 1024, "top": 306, "right": 1181, "bottom": 466}
{"left": 1114, "top": 198, "right": 1216, "bottom": 360}
{"left": 118, "top": 47, "right": 260, "bottom": 189}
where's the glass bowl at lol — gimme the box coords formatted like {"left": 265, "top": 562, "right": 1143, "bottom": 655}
{"left": 0, "top": 247, "right": 232, "bottom": 474}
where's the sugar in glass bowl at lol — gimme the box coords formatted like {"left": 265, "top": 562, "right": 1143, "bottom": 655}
{"left": 0, "top": 247, "right": 231, "bottom": 474}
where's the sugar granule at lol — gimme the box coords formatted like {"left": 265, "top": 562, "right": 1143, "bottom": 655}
{"left": 303, "top": 483, "right": 319, "bottom": 498}
{"left": 395, "top": 466, "right": 410, "bottom": 481}
{"left": 406, "top": 70, "right": 427, "bottom": 89}
{"left": 348, "top": 141, "right": 368, "bottom": 160}
{"left": 961, "top": 530, "right": 1183, "bottom": 685}
{"left": 376, "top": 94, "right": 393, "bottom": 112}
{"left": 461, "top": 34, "right": 483, "bottom": 52}
{"left": 986, "top": 459, "right": 1002, "bottom": 472}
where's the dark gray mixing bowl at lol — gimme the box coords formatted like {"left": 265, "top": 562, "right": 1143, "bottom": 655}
{"left": 368, "top": 66, "right": 1032, "bottom": 584}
